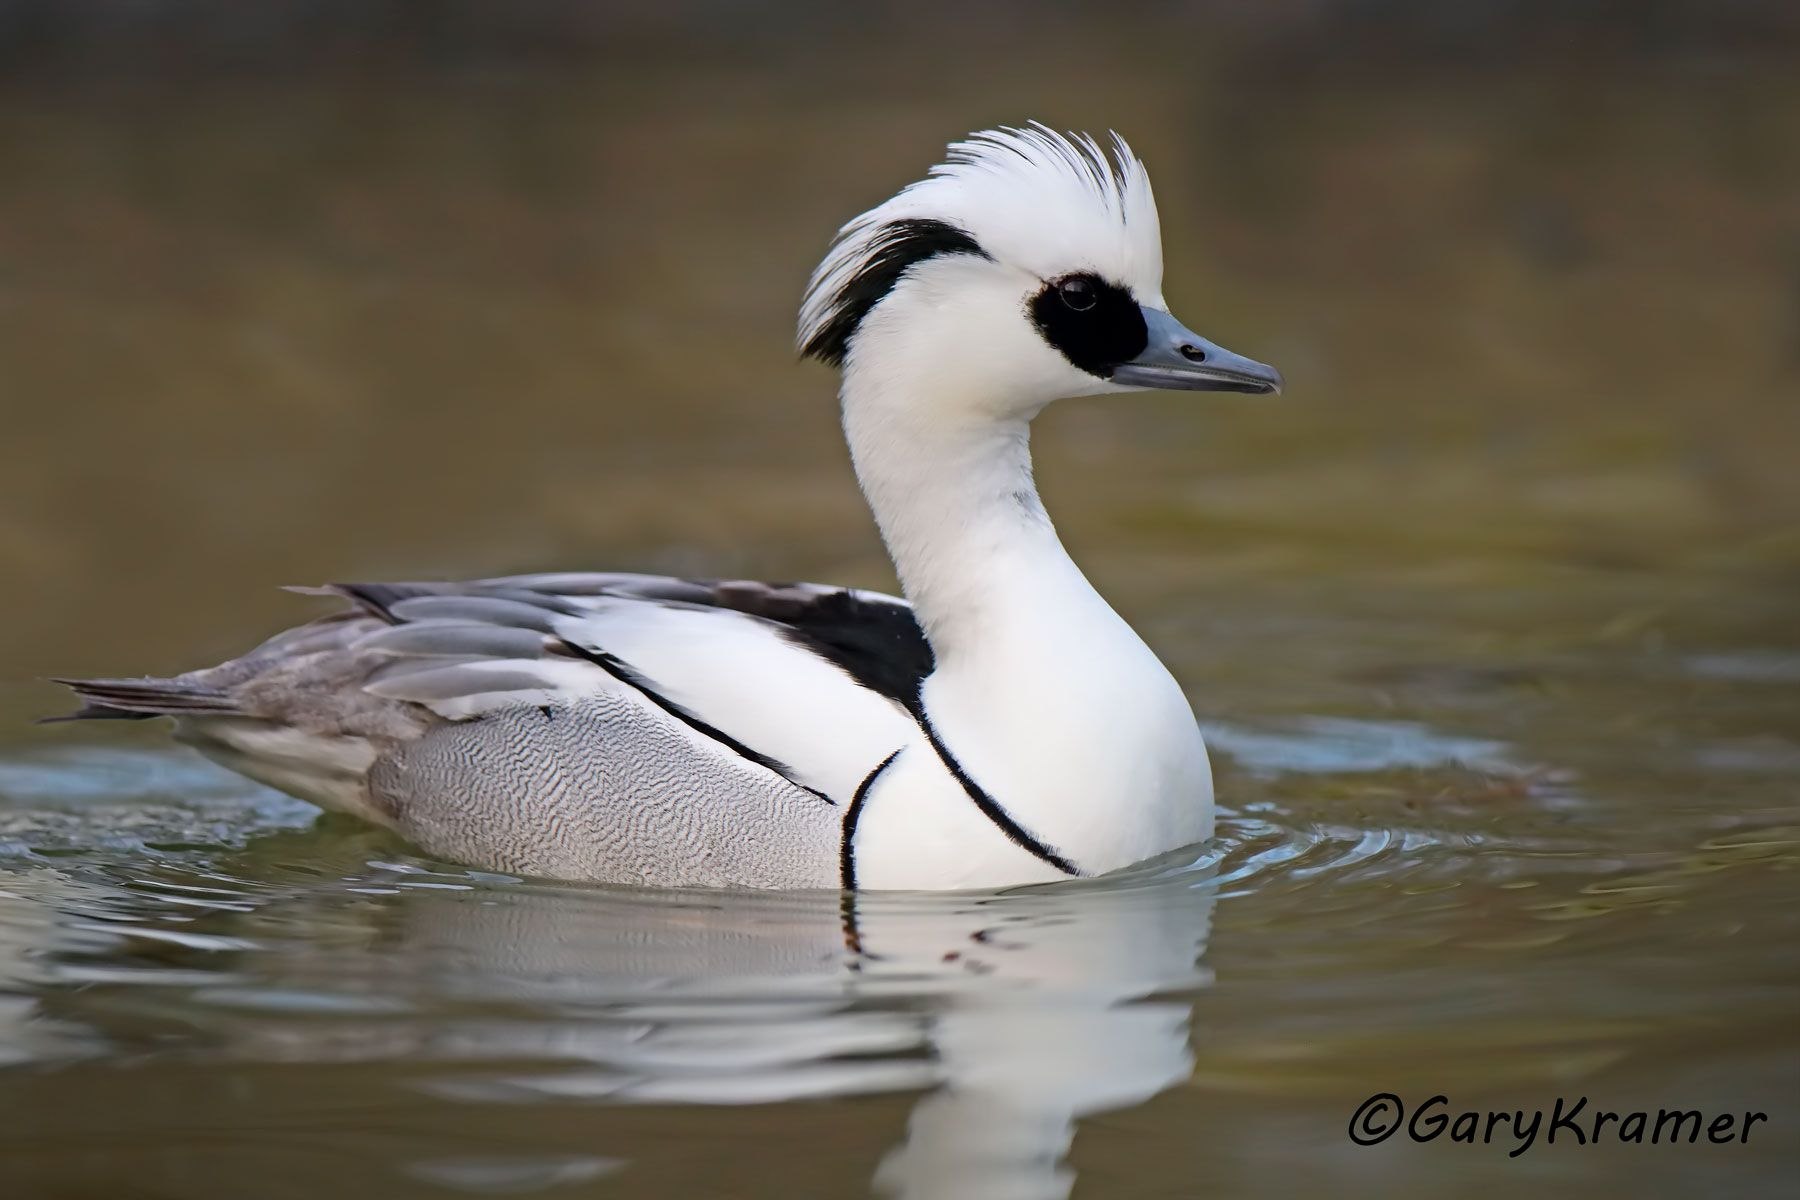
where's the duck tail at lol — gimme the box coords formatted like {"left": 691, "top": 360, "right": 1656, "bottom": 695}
{"left": 41, "top": 676, "right": 240, "bottom": 724}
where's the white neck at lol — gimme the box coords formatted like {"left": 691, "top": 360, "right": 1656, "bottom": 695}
{"left": 844, "top": 397, "right": 1073, "bottom": 660}
{"left": 839, "top": 346, "right": 1212, "bottom": 879}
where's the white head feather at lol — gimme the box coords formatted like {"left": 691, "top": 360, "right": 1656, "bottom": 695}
{"left": 799, "top": 124, "right": 1166, "bottom": 367}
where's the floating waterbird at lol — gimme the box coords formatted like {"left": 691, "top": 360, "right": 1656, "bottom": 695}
{"left": 51, "top": 125, "right": 1282, "bottom": 889}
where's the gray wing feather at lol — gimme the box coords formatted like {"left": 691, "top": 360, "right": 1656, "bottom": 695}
{"left": 48, "top": 569, "right": 917, "bottom": 886}
{"left": 353, "top": 622, "right": 553, "bottom": 661}
{"left": 382, "top": 595, "right": 563, "bottom": 633}
{"left": 364, "top": 663, "right": 575, "bottom": 705}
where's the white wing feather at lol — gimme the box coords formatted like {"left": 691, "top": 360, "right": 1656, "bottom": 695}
{"left": 551, "top": 599, "right": 917, "bottom": 800}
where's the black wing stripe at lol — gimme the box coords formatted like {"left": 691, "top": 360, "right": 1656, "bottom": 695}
{"left": 561, "top": 643, "right": 834, "bottom": 806}
{"left": 841, "top": 748, "right": 904, "bottom": 890}
{"left": 919, "top": 714, "right": 1081, "bottom": 877}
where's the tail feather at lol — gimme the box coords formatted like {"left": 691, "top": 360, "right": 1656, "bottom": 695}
{"left": 47, "top": 676, "right": 241, "bottom": 722}
{"left": 36, "top": 704, "right": 158, "bottom": 725}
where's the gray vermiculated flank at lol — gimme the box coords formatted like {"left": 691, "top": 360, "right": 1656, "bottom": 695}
{"left": 368, "top": 696, "right": 840, "bottom": 889}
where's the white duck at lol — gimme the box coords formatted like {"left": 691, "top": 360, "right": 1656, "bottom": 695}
{"left": 53, "top": 124, "right": 1282, "bottom": 890}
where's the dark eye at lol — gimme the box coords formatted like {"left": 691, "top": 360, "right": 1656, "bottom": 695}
{"left": 1057, "top": 277, "right": 1097, "bottom": 311}
{"left": 1030, "top": 273, "right": 1150, "bottom": 379}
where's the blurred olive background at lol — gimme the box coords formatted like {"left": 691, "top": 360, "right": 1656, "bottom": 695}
{"left": 0, "top": 0, "right": 1796, "bottom": 709}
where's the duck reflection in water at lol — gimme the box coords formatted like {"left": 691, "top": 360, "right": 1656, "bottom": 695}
{"left": 370, "top": 862, "right": 1216, "bottom": 1200}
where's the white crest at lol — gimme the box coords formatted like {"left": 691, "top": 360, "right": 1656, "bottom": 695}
{"left": 799, "top": 124, "right": 1165, "bottom": 361}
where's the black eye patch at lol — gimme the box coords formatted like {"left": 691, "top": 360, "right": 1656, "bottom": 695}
{"left": 1029, "top": 273, "right": 1147, "bottom": 378}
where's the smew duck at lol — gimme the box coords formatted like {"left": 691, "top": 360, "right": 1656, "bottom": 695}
{"left": 53, "top": 125, "right": 1282, "bottom": 890}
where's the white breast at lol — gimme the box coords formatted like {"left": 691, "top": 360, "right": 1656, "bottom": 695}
{"left": 851, "top": 603, "right": 1211, "bottom": 889}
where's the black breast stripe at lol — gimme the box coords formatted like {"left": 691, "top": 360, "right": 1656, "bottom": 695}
{"left": 841, "top": 748, "right": 903, "bottom": 890}
{"left": 918, "top": 715, "right": 1080, "bottom": 877}
{"left": 562, "top": 643, "right": 833, "bottom": 805}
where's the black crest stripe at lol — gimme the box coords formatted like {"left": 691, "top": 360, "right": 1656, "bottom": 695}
{"left": 918, "top": 715, "right": 1080, "bottom": 876}
{"left": 802, "top": 218, "right": 991, "bottom": 367}
{"left": 562, "top": 643, "right": 833, "bottom": 806}
{"left": 841, "top": 748, "right": 904, "bottom": 890}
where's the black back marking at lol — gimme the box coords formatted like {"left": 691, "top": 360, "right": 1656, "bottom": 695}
{"left": 1029, "top": 272, "right": 1148, "bottom": 379}
{"left": 690, "top": 579, "right": 932, "bottom": 716}
{"left": 841, "top": 748, "right": 904, "bottom": 890}
{"left": 768, "top": 591, "right": 934, "bottom": 716}
{"left": 802, "top": 218, "right": 991, "bottom": 368}
{"left": 918, "top": 715, "right": 1080, "bottom": 877}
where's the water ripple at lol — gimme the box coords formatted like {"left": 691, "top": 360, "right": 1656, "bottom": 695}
{"left": 0, "top": 720, "right": 1793, "bottom": 1199}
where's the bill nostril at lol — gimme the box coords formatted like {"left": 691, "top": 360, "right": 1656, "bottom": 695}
{"left": 1178, "top": 344, "right": 1207, "bottom": 363}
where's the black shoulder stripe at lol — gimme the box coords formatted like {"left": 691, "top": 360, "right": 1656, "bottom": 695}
{"left": 918, "top": 715, "right": 1080, "bottom": 876}
{"left": 562, "top": 643, "right": 833, "bottom": 806}
{"left": 841, "top": 748, "right": 903, "bottom": 890}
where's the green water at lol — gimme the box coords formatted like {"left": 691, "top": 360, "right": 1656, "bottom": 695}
{"left": 1, "top": 14, "right": 1796, "bottom": 1198}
